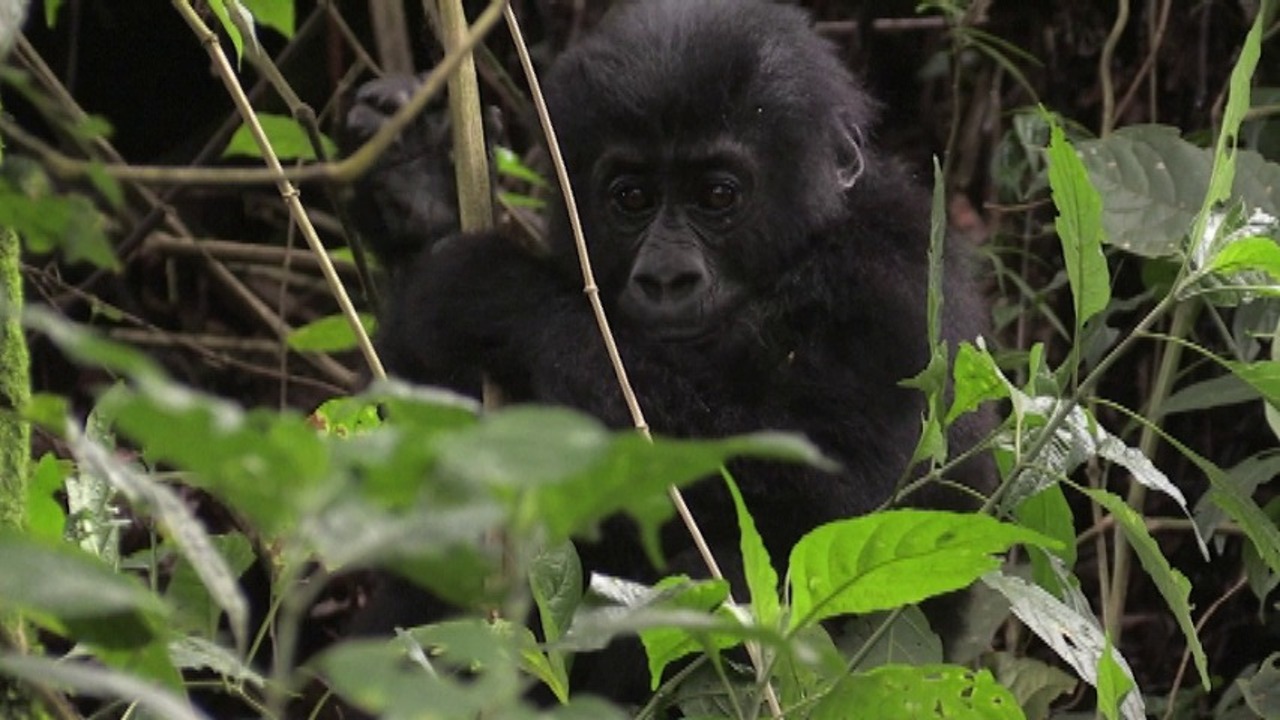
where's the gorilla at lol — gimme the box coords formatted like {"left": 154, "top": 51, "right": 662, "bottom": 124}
{"left": 344, "top": 0, "right": 992, "bottom": 703}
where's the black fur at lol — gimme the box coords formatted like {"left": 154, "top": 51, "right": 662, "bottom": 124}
{"left": 348, "top": 0, "right": 992, "bottom": 703}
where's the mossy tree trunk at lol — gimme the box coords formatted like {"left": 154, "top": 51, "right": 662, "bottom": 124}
{"left": 0, "top": 89, "right": 38, "bottom": 718}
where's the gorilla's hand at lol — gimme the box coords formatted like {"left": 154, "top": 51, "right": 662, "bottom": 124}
{"left": 343, "top": 76, "right": 461, "bottom": 269}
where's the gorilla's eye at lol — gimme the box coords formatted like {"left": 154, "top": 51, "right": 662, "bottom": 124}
{"left": 612, "top": 182, "right": 654, "bottom": 214}
{"left": 699, "top": 181, "right": 738, "bottom": 212}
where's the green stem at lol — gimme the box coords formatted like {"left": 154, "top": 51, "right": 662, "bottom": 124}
{"left": 1103, "top": 300, "right": 1196, "bottom": 639}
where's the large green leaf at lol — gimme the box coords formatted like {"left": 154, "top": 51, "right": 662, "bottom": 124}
{"left": 1078, "top": 127, "right": 1280, "bottom": 257}
{"left": 0, "top": 654, "right": 204, "bottom": 720}
{"left": 314, "top": 620, "right": 521, "bottom": 718}
{"left": 810, "top": 664, "right": 1025, "bottom": 720}
{"left": 788, "top": 510, "right": 1059, "bottom": 629}
{"left": 440, "top": 407, "right": 829, "bottom": 562}
{"left": 983, "top": 573, "right": 1145, "bottom": 720}
{"left": 1084, "top": 488, "right": 1207, "bottom": 689}
{"left": 725, "top": 470, "right": 781, "bottom": 627}
{"left": 0, "top": 533, "right": 167, "bottom": 649}
{"left": 1047, "top": 118, "right": 1110, "bottom": 327}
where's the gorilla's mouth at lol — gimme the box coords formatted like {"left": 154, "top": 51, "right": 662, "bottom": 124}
{"left": 623, "top": 290, "right": 748, "bottom": 345}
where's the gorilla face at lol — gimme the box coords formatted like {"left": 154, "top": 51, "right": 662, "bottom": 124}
{"left": 544, "top": 0, "right": 874, "bottom": 352}
{"left": 596, "top": 142, "right": 755, "bottom": 342}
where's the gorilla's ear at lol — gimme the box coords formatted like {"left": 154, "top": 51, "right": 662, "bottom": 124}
{"left": 833, "top": 109, "right": 866, "bottom": 190}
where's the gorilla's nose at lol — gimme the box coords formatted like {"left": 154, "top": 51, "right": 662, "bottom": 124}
{"left": 628, "top": 247, "right": 710, "bottom": 307}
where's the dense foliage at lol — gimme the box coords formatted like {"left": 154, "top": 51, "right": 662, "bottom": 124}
{"left": 1, "top": 1, "right": 1279, "bottom": 719}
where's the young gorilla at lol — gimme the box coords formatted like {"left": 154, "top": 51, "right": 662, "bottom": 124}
{"left": 347, "top": 0, "right": 992, "bottom": 702}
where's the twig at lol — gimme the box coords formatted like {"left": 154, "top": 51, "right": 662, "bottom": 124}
{"left": 172, "top": 0, "right": 384, "bottom": 381}
{"left": 368, "top": 1, "right": 413, "bottom": 75}
{"left": 1099, "top": 0, "right": 1131, "bottom": 135}
{"left": 141, "top": 234, "right": 360, "bottom": 277}
{"left": 11, "top": 26, "right": 357, "bottom": 389}
{"left": 503, "top": 5, "right": 783, "bottom": 717}
{"left": 24, "top": 264, "right": 349, "bottom": 396}
{"left": 1161, "top": 574, "right": 1248, "bottom": 720}
{"left": 1114, "top": 0, "right": 1173, "bottom": 122}
{"left": 2, "top": 1, "right": 504, "bottom": 189}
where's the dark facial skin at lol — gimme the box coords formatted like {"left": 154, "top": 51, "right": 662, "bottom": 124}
{"left": 597, "top": 142, "right": 755, "bottom": 341}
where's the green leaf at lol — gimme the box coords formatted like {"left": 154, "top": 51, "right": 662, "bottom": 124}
{"left": 0, "top": 179, "right": 118, "bottom": 270}
{"left": 1188, "top": 0, "right": 1268, "bottom": 259}
{"left": 68, "top": 423, "right": 252, "bottom": 651}
{"left": 1047, "top": 117, "right": 1110, "bottom": 328}
{"left": 562, "top": 574, "right": 770, "bottom": 657}
{"left": 1207, "top": 235, "right": 1280, "bottom": 278}
{"left": 927, "top": 157, "right": 947, "bottom": 348}
{"left": 24, "top": 306, "right": 163, "bottom": 381}
{"left": 285, "top": 311, "right": 376, "bottom": 352}
{"left": 788, "top": 510, "right": 1060, "bottom": 630}
{"left": 1082, "top": 488, "right": 1208, "bottom": 690}
{"left": 1170, "top": 436, "right": 1280, "bottom": 582}
{"left": 0, "top": 654, "right": 201, "bottom": 720}
{"left": 1097, "top": 634, "right": 1136, "bottom": 720}
{"left": 435, "top": 407, "right": 610, "bottom": 489}
{"left": 1222, "top": 358, "right": 1280, "bottom": 408}
{"left": 495, "top": 146, "right": 548, "bottom": 187}
{"left": 982, "top": 572, "right": 1146, "bottom": 720}
{"left": 239, "top": 0, "right": 294, "bottom": 37}
{"left": 1077, "top": 126, "right": 1280, "bottom": 257}
{"left": 638, "top": 577, "right": 736, "bottom": 689}
{"left": 1240, "top": 652, "right": 1280, "bottom": 718}
{"left": 1242, "top": 498, "right": 1280, "bottom": 601}
{"left": 836, "top": 606, "right": 943, "bottom": 670}
{"left": 311, "top": 395, "right": 382, "bottom": 435}
{"left": 811, "top": 664, "right": 1025, "bottom": 720}
{"left": 1013, "top": 483, "right": 1077, "bottom": 596}
{"left": 947, "top": 341, "right": 1011, "bottom": 423}
{"left": 26, "top": 453, "right": 69, "bottom": 542}
{"left": 205, "top": 0, "right": 245, "bottom": 63}
{"left": 169, "top": 636, "right": 266, "bottom": 689}
{"left": 0, "top": 533, "right": 167, "bottom": 649}
{"left": 724, "top": 470, "right": 781, "bottom": 628}
{"left": 43, "top": 0, "right": 65, "bottom": 26}
{"left": 224, "top": 113, "right": 336, "bottom": 161}
{"left": 314, "top": 620, "right": 523, "bottom": 717}
{"left": 305, "top": 501, "right": 504, "bottom": 608}
{"left": 982, "top": 652, "right": 1077, "bottom": 720}
{"left": 165, "top": 533, "right": 255, "bottom": 640}
{"left": 102, "top": 387, "right": 329, "bottom": 535}
{"left": 527, "top": 544, "right": 579, "bottom": 703}
{"left": 442, "top": 407, "right": 830, "bottom": 563}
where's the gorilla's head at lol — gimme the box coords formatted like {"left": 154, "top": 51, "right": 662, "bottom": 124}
{"left": 542, "top": 0, "right": 876, "bottom": 345}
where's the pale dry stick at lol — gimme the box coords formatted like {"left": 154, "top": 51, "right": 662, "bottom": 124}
{"left": 435, "top": 0, "right": 504, "bottom": 411}
{"left": 2, "top": 1, "right": 507, "bottom": 190}
{"left": 368, "top": 0, "right": 414, "bottom": 75}
{"left": 143, "top": 234, "right": 360, "bottom": 277}
{"left": 172, "top": 0, "right": 385, "bottom": 381}
{"left": 436, "top": 0, "right": 495, "bottom": 230}
{"left": 503, "top": 7, "right": 783, "bottom": 717}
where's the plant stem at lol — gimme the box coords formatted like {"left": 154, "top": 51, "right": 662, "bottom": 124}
{"left": 1104, "top": 301, "right": 1195, "bottom": 640}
